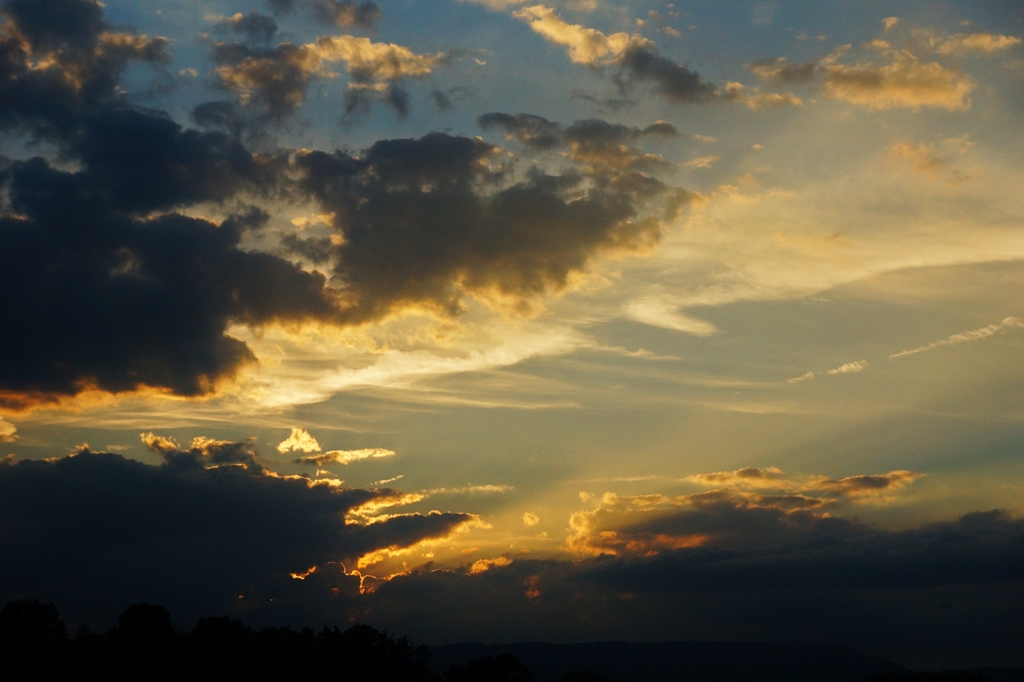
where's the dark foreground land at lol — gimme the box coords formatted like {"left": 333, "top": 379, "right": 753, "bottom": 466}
{"left": 3, "top": 599, "right": 1023, "bottom": 682}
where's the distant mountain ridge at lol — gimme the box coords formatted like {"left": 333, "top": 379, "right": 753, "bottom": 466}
{"left": 430, "top": 641, "right": 907, "bottom": 682}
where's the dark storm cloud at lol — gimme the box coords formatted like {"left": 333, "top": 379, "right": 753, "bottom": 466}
{"left": 616, "top": 44, "right": 718, "bottom": 104}
{"left": 0, "top": 445, "right": 475, "bottom": 626}
{"left": 0, "top": 0, "right": 169, "bottom": 138}
{"left": 210, "top": 41, "right": 316, "bottom": 121}
{"left": 292, "top": 130, "right": 668, "bottom": 321}
{"left": 0, "top": 1, "right": 687, "bottom": 406}
{"left": 263, "top": 505, "right": 1024, "bottom": 668}
{"left": 0, "top": 149, "right": 339, "bottom": 407}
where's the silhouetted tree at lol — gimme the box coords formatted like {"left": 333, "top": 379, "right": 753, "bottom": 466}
{"left": 0, "top": 599, "right": 70, "bottom": 677}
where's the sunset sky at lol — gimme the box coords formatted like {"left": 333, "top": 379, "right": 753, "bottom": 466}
{"left": 2, "top": 0, "right": 1023, "bottom": 669}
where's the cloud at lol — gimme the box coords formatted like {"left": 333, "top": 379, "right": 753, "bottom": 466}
{"left": 825, "top": 360, "right": 868, "bottom": 375}
{"left": 470, "top": 556, "right": 513, "bottom": 573}
{"left": 684, "top": 155, "right": 720, "bottom": 169}
{"left": 523, "top": 511, "right": 540, "bottom": 526}
{"left": 479, "top": 113, "right": 682, "bottom": 176}
{"left": 0, "top": 442, "right": 477, "bottom": 624}
{"left": 267, "top": 0, "right": 381, "bottom": 28}
{"left": 822, "top": 56, "right": 974, "bottom": 110}
{"left": 210, "top": 11, "right": 279, "bottom": 45}
{"left": 683, "top": 465, "right": 925, "bottom": 505}
{"left": 422, "top": 484, "right": 514, "bottom": 495}
{"left": 616, "top": 42, "right": 719, "bottom": 104}
{"left": 211, "top": 35, "right": 443, "bottom": 119}
{"left": 0, "top": 0, "right": 170, "bottom": 135}
{"left": 745, "top": 58, "right": 818, "bottom": 84}
{"left": 297, "top": 448, "right": 396, "bottom": 466}
{"left": 0, "top": 417, "right": 17, "bottom": 443}
{"left": 882, "top": 17, "right": 899, "bottom": 32}
{"left": 932, "top": 33, "right": 1022, "bottom": 56}
{"left": 292, "top": 130, "right": 669, "bottom": 323}
{"left": 277, "top": 428, "right": 322, "bottom": 453}
{"left": 890, "top": 317, "right": 1024, "bottom": 359}
{"left": 0, "top": 3, "right": 686, "bottom": 410}
{"left": 685, "top": 467, "right": 786, "bottom": 488}
{"left": 809, "top": 470, "right": 925, "bottom": 498}
{"left": 722, "top": 83, "right": 804, "bottom": 109}
{"left": 513, "top": 6, "right": 718, "bottom": 105}
{"left": 512, "top": 5, "right": 646, "bottom": 66}
{"left": 623, "top": 297, "right": 719, "bottom": 336}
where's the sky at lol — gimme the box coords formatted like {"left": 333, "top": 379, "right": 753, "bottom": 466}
{"left": 1, "top": 0, "right": 1023, "bottom": 669}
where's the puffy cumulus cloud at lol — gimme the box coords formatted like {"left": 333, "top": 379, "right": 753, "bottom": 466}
{"left": 523, "top": 511, "right": 540, "bottom": 526}
{"left": 0, "top": 441, "right": 476, "bottom": 625}
{"left": 277, "top": 428, "right": 322, "bottom": 453}
{"left": 291, "top": 128, "right": 674, "bottom": 322}
{"left": 513, "top": 6, "right": 718, "bottom": 105}
{"left": 890, "top": 316, "right": 1024, "bottom": 359}
{"left": 211, "top": 34, "right": 444, "bottom": 119}
{"left": 0, "top": 417, "right": 17, "bottom": 442}
{"left": 821, "top": 55, "right": 974, "bottom": 110}
{"left": 297, "top": 448, "right": 396, "bottom": 466}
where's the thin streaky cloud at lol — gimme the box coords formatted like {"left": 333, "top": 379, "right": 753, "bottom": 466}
{"left": 890, "top": 317, "right": 1024, "bottom": 359}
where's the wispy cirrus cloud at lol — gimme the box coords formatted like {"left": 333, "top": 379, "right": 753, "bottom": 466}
{"left": 890, "top": 317, "right": 1024, "bottom": 359}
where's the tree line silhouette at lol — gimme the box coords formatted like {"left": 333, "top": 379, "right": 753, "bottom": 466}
{"left": 0, "top": 599, "right": 622, "bottom": 681}
{"left": 0, "top": 599, "right": 1006, "bottom": 682}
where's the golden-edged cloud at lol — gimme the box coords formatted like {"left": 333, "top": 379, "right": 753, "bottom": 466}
{"left": 822, "top": 56, "right": 974, "bottom": 110}
{"left": 931, "top": 33, "right": 1022, "bottom": 56}
{"left": 298, "top": 448, "right": 396, "bottom": 466}
{"left": 513, "top": 5, "right": 648, "bottom": 66}
{"left": 277, "top": 427, "right": 322, "bottom": 453}
{"left": 0, "top": 417, "right": 18, "bottom": 443}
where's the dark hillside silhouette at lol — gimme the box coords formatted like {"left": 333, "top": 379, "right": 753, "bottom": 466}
{"left": 430, "top": 641, "right": 908, "bottom": 682}
{"left": 3, "top": 599, "right": 1021, "bottom": 682}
